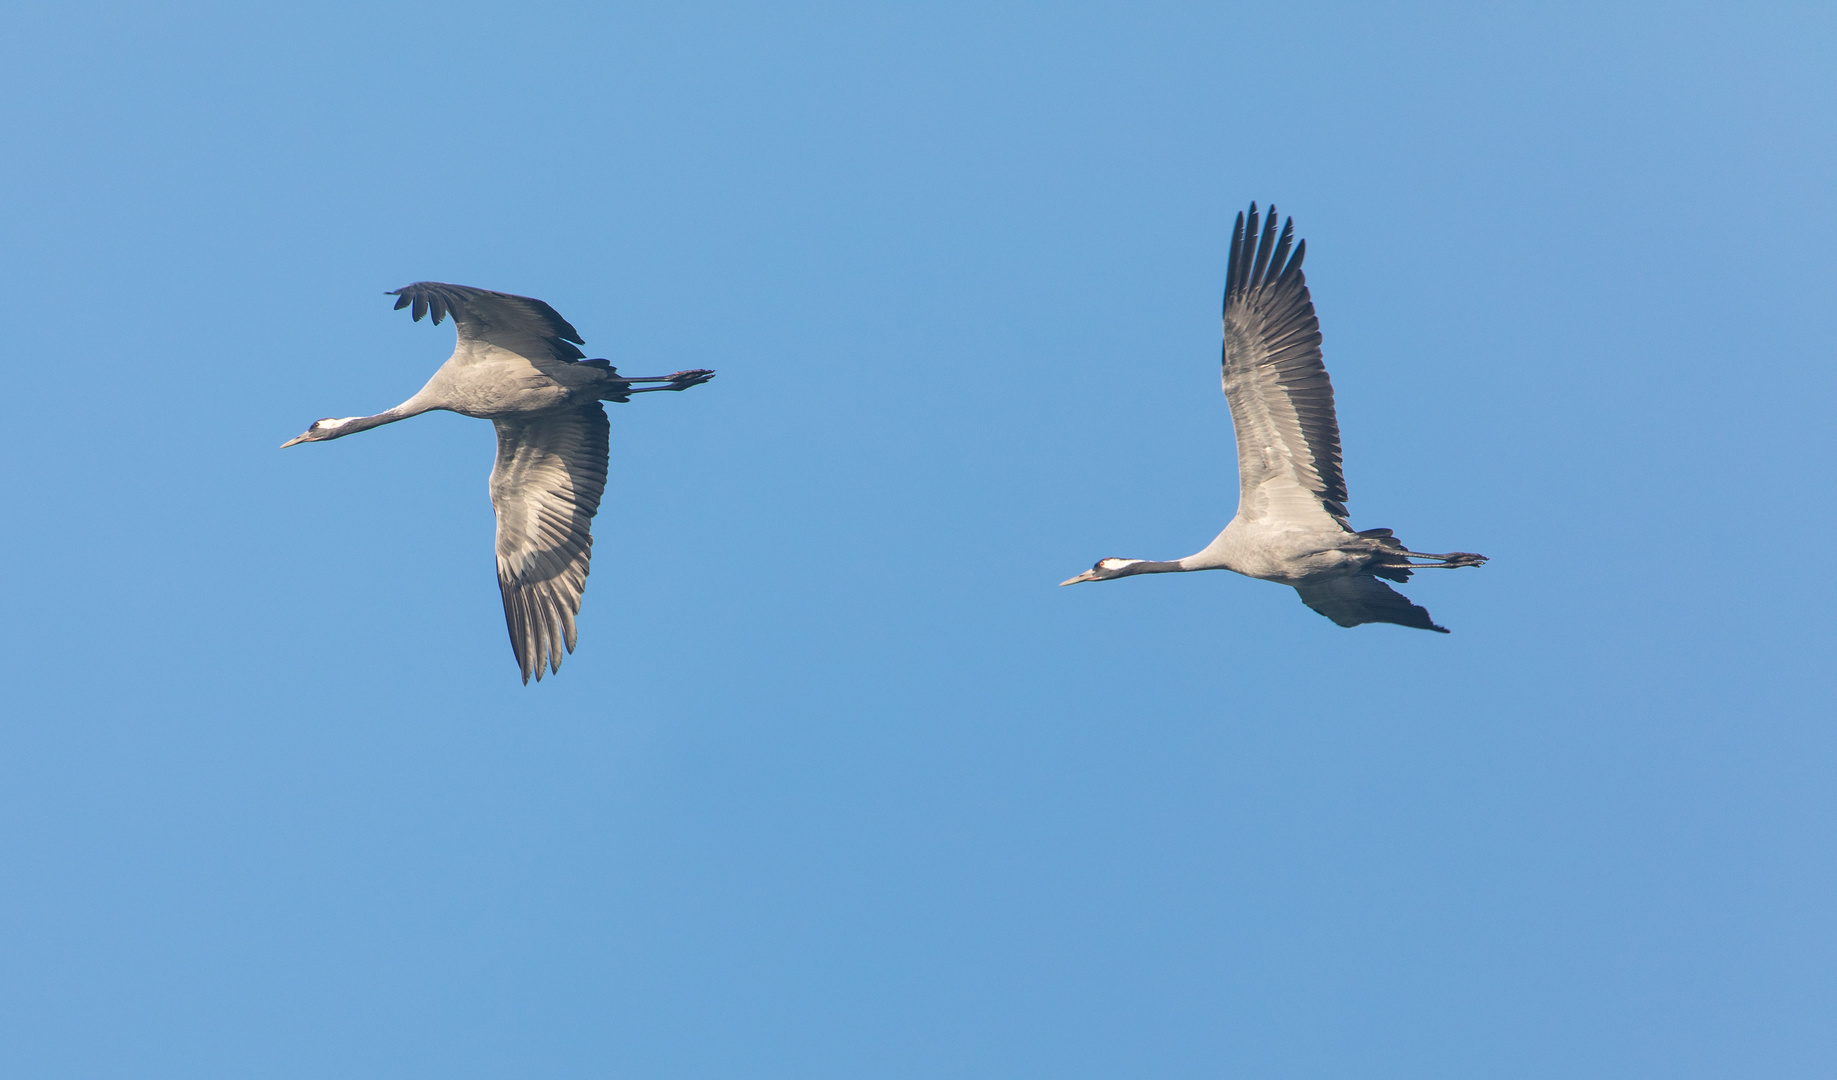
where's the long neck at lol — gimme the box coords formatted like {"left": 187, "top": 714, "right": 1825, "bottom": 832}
{"left": 1120, "top": 559, "right": 1193, "bottom": 576}
{"left": 334, "top": 395, "right": 435, "bottom": 437}
{"left": 1174, "top": 529, "right": 1241, "bottom": 573}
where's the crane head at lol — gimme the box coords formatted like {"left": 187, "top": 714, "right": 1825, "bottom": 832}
{"left": 280, "top": 417, "right": 357, "bottom": 448}
{"left": 1059, "top": 558, "right": 1144, "bottom": 586}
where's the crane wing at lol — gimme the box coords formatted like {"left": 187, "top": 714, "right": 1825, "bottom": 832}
{"left": 489, "top": 404, "right": 610, "bottom": 682}
{"left": 1293, "top": 575, "right": 1448, "bottom": 633}
{"left": 1221, "top": 204, "right": 1348, "bottom": 528}
{"left": 389, "top": 281, "right": 588, "bottom": 365}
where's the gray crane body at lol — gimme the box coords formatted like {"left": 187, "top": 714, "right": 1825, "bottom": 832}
{"left": 283, "top": 281, "right": 714, "bottom": 682}
{"left": 1060, "top": 205, "right": 1486, "bottom": 632}
{"left": 293, "top": 331, "right": 640, "bottom": 439}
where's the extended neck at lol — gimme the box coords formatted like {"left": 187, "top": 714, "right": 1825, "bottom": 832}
{"left": 332, "top": 396, "right": 436, "bottom": 438}
{"left": 1120, "top": 559, "right": 1192, "bottom": 576}
{"left": 1063, "top": 556, "right": 1205, "bottom": 586}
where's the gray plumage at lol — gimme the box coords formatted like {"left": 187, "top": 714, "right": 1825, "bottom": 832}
{"left": 1060, "top": 204, "right": 1486, "bottom": 631}
{"left": 285, "top": 282, "right": 714, "bottom": 682}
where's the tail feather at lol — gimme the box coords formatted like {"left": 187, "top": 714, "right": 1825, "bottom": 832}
{"left": 1354, "top": 526, "right": 1412, "bottom": 581}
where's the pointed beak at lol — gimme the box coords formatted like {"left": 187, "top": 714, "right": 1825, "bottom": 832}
{"left": 280, "top": 434, "right": 309, "bottom": 448}
{"left": 1059, "top": 570, "right": 1100, "bottom": 586}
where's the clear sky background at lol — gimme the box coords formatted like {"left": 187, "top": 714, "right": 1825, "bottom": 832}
{"left": 2, "top": 3, "right": 1833, "bottom": 1077}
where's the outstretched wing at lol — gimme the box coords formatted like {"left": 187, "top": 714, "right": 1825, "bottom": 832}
{"left": 389, "top": 281, "right": 588, "bottom": 364}
{"left": 1293, "top": 575, "right": 1448, "bottom": 633}
{"left": 1222, "top": 204, "right": 1348, "bottom": 527}
{"left": 489, "top": 404, "right": 611, "bottom": 682}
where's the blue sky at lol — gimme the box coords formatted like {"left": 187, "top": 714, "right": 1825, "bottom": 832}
{"left": 2, "top": 3, "right": 1833, "bottom": 1077}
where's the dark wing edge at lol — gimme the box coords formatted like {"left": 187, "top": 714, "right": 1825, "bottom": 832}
{"left": 1222, "top": 202, "right": 1349, "bottom": 519}
{"left": 488, "top": 404, "right": 611, "bottom": 683}
{"left": 1293, "top": 575, "right": 1449, "bottom": 633}
{"left": 388, "top": 281, "right": 588, "bottom": 362}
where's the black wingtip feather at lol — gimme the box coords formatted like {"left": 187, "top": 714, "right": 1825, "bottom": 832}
{"left": 1266, "top": 220, "right": 1294, "bottom": 284}
{"left": 1228, "top": 201, "right": 1316, "bottom": 302}
{"left": 1225, "top": 209, "right": 1248, "bottom": 313}
{"left": 1250, "top": 206, "right": 1279, "bottom": 287}
{"left": 1225, "top": 203, "right": 1310, "bottom": 299}
{"left": 1238, "top": 203, "right": 1259, "bottom": 297}
{"left": 1285, "top": 238, "right": 1306, "bottom": 281}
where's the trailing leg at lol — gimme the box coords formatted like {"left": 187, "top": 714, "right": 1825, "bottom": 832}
{"left": 621, "top": 370, "right": 715, "bottom": 393}
{"left": 1401, "top": 549, "right": 1488, "bottom": 568}
{"left": 599, "top": 368, "right": 716, "bottom": 403}
{"left": 606, "top": 370, "right": 717, "bottom": 384}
